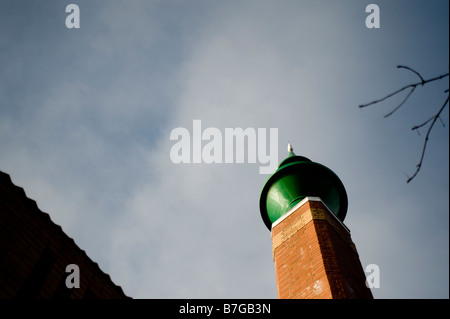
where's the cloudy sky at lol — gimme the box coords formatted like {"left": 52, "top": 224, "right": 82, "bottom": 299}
{"left": 0, "top": 0, "right": 448, "bottom": 298}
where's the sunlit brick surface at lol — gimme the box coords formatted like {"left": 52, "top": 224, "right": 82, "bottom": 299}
{"left": 272, "top": 199, "right": 373, "bottom": 299}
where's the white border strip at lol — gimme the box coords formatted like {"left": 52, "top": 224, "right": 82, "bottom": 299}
{"left": 271, "top": 196, "right": 350, "bottom": 233}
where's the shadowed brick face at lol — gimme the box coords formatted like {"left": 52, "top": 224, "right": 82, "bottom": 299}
{"left": 0, "top": 171, "right": 129, "bottom": 299}
{"left": 271, "top": 199, "right": 373, "bottom": 299}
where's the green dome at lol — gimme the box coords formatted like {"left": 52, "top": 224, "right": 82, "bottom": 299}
{"left": 259, "top": 148, "right": 348, "bottom": 230}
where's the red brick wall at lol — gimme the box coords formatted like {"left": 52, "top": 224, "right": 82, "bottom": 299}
{"left": 0, "top": 171, "right": 129, "bottom": 299}
{"left": 272, "top": 198, "right": 373, "bottom": 299}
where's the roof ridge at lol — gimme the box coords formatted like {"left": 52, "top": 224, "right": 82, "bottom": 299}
{"left": 0, "top": 170, "right": 131, "bottom": 298}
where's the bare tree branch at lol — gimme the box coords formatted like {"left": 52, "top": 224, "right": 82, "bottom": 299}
{"left": 397, "top": 65, "right": 425, "bottom": 84}
{"left": 358, "top": 71, "right": 449, "bottom": 109}
{"left": 359, "top": 66, "right": 449, "bottom": 183}
{"left": 407, "top": 96, "right": 449, "bottom": 183}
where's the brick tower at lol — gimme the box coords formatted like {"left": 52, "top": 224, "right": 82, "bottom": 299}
{"left": 259, "top": 145, "right": 373, "bottom": 299}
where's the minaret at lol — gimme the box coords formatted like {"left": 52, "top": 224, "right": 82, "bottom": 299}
{"left": 259, "top": 145, "right": 373, "bottom": 299}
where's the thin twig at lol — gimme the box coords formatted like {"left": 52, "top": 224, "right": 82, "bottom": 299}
{"left": 384, "top": 86, "right": 416, "bottom": 118}
{"left": 411, "top": 115, "right": 435, "bottom": 131}
{"left": 407, "top": 96, "right": 449, "bottom": 183}
{"left": 397, "top": 65, "right": 425, "bottom": 84}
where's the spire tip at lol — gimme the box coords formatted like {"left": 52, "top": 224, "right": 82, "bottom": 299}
{"left": 288, "top": 143, "right": 293, "bottom": 153}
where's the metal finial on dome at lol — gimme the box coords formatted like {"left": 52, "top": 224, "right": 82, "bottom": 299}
{"left": 286, "top": 143, "right": 296, "bottom": 158}
{"left": 287, "top": 143, "right": 293, "bottom": 153}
